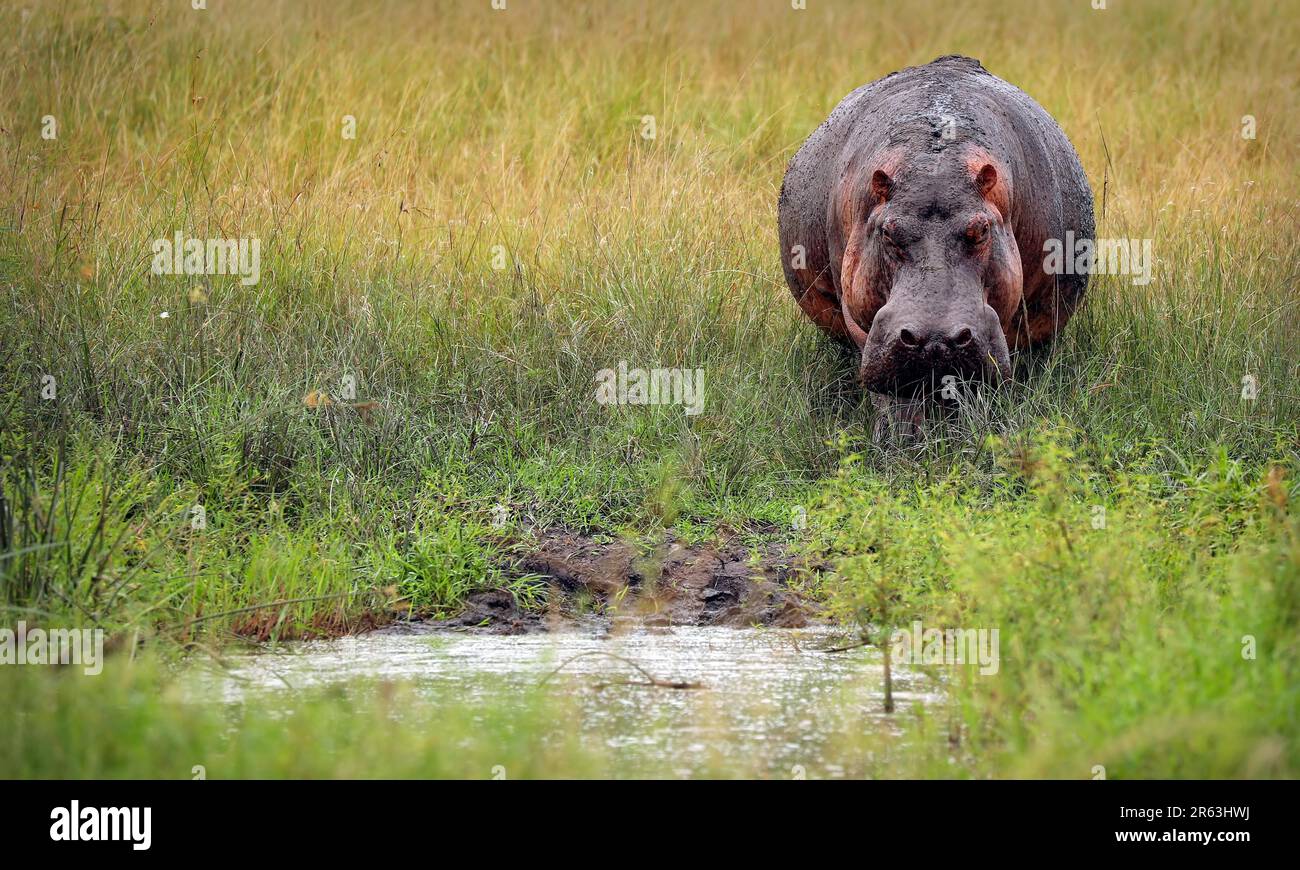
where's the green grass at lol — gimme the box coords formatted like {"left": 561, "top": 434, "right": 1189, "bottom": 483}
{"left": 807, "top": 426, "right": 1299, "bottom": 778}
{"left": 0, "top": 0, "right": 1297, "bottom": 777}
{"left": 1, "top": 657, "right": 613, "bottom": 779}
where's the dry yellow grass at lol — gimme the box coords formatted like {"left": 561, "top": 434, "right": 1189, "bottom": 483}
{"left": 3, "top": 0, "right": 1295, "bottom": 283}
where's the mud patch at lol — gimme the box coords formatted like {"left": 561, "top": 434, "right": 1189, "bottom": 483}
{"left": 422, "top": 530, "right": 825, "bottom": 635}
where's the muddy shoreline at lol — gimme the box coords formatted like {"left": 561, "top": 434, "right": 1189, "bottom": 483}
{"left": 385, "top": 529, "right": 827, "bottom": 636}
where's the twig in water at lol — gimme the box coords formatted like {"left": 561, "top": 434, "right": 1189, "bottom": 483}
{"left": 539, "top": 651, "right": 704, "bottom": 690}
{"left": 822, "top": 639, "right": 871, "bottom": 653}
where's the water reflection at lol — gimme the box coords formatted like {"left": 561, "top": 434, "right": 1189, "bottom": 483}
{"left": 193, "top": 625, "right": 945, "bottom": 778}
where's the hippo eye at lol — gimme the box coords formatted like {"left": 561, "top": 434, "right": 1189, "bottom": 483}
{"left": 964, "top": 217, "right": 989, "bottom": 245}
{"left": 880, "top": 222, "right": 905, "bottom": 256}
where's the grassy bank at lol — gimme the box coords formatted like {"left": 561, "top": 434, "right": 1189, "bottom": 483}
{"left": 1, "top": 0, "right": 1297, "bottom": 777}
{"left": 4, "top": 427, "right": 1296, "bottom": 778}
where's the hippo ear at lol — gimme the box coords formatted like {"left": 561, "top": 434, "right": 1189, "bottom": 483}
{"left": 975, "top": 163, "right": 1009, "bottom": 219}
{"left": 870, "top": 169, "right": 893, "bottom": 203}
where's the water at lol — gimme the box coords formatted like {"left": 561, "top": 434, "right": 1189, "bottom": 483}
{"left": 190, "top": 623, "right": 945, "bottom": 778}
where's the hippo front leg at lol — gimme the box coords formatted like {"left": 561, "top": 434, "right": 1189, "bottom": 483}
{"left": 871, "top": 393, "right": 927, "bottom": 444}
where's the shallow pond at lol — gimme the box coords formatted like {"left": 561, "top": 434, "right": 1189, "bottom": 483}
{"left": 191, "top": 623, "right": 945, "bottom": 778}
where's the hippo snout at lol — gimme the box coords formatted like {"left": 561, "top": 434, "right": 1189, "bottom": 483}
{"left": 859, "top": 302, "right": 1011, "bottom": 396}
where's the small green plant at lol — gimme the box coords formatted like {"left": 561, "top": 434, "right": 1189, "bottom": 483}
{"left": 386, "top": 517, "right": 497, "bottom": 616}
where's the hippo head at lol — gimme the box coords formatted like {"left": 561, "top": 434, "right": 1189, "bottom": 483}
{"left": 843, "top": 155, "right": 1022, "bottom": 397}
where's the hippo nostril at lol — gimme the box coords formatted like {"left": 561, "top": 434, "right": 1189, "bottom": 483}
{"left": 898, "top": 328, "right": 921, "bottom": 348}
{"left": 950, "top": 327, "right": 973, "bottom": 348}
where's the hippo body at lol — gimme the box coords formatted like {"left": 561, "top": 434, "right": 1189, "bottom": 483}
{"left": 779, "top": 55, "right": 1093, "bottom": 407}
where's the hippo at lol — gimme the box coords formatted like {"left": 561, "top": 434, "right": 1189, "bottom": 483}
{"left": 778, "top": 55, "right": 1094, "bottom": 436}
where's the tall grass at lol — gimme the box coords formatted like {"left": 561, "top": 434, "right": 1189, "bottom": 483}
{"left": 809, "top": 426, "right": 1299, "bottom": 777}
